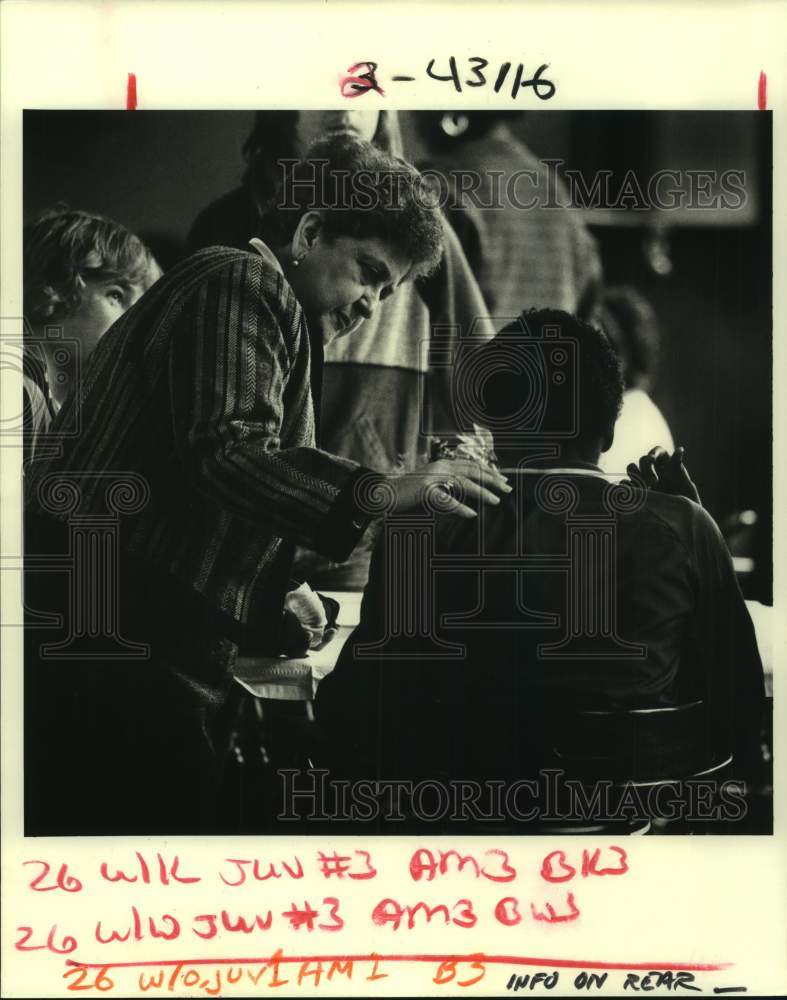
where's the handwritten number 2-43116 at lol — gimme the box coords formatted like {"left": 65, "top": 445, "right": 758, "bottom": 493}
{"left": 340, "top": 59, "right": 556, "bottom": 101}
{"left": 427, "top": 57, "right": 555, "bottom": 99}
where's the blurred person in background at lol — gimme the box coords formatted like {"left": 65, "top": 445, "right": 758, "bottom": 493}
{"left": 189, "top": 110, "right": 498, "bottom": 589}
{"left": 23, "top": 206, "right": 161, "bottom": 455}
{"left": 597, "top": 284, "right": 674, "bottom": 474}
{"left": 416, "top": 111, "right": 603, "bottom": 322}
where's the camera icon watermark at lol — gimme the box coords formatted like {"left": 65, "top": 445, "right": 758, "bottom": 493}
{"left": 424, "top": 314, "right": 579, "bottom": 446}
{"left": 0, "top": 317, "right": 82, "bottom": 451}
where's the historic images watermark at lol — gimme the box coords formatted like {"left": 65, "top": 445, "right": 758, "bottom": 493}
{"left": 277, "top": 768, "right": 748, "bottom": 826}
{"left": 276, "top": 158, "right": 748, "bottom": 213}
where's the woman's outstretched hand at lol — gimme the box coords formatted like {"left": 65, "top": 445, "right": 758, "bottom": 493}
{"left": 388, "top": 459, "right": 512, "bottom": 519}
{"left": 626, "top": 446, "right": 701, "bottom": 505}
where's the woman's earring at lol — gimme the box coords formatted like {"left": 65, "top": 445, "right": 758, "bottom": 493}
{"left": 291, "top": 255, "right": 303, "bottom": 268}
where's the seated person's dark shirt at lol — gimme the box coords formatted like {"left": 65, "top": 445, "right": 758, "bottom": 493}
{"left": 315, "top": 469, "right": 764, "bottom": 783}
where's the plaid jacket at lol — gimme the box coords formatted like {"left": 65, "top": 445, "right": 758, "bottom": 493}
{"left": 25, "top": 243, "right": 373, "bottom": 650}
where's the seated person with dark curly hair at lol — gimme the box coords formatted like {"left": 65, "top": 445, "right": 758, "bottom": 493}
{"left": 316, "top": 310, "right": 765, "bottom": 807}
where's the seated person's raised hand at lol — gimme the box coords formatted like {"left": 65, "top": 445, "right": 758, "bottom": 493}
{"left": 627, "top": 446, "right": 701, "bottom": 505}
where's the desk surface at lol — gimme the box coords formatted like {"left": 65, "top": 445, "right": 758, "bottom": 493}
{"left": 233, "top": 593, "right": 777, "bottom": 701}
{"left": 746, "top": 599, "right": 775, "bottom": 697}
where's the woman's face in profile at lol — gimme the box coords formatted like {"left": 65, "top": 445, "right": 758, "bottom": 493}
{"left": 294, "top": 111, "right": 380, "bottom": 155}
{"left": 290, "top": 222, "right": 410, "bottom": 344}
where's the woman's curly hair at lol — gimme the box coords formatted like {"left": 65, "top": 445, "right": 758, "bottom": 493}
{"left": 258, "top": 134, "right": 444, "bottom": 280}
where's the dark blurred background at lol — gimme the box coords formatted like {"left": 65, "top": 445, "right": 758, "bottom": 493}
{"left": 24, "top": 110, "right": 772, "bottom": 602}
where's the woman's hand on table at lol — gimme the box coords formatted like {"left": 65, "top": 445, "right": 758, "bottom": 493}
{"left": 387, "top": 459, "right": 512, "bottom": 519}
{"left": 284, "top": 582, "right": 337, "bottom": 652}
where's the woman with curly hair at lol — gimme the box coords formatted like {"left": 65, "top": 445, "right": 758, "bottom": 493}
{"left": 25, "top": 136, "right": 508, "bottom": 835}
{"left": 189, "top": 110, "right": 498, "bottom": 589}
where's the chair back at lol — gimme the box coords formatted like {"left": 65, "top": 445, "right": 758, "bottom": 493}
{"left": 543, "top": 699, "right": 729, "bottom": 785}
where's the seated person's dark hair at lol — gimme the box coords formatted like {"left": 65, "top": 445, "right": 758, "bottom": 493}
{"left": 477, "top": 308, "right": 624, "bottom": 461}
{"left": 258, "top": 134, "right": 444, "bottom": 280}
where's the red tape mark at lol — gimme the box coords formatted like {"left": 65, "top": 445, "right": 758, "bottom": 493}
{"left": 126, "top": 73, "right": 137, "bottom": 111}
{"left": 758, "top": 71, "right": 767, "bottom": 111}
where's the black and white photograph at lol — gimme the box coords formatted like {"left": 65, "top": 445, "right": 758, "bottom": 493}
{"left": 20, "top": 108, "right": 773, "bottom": 837}
{"left": 3, "top": 3, "right": 787, "bottom": 997}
